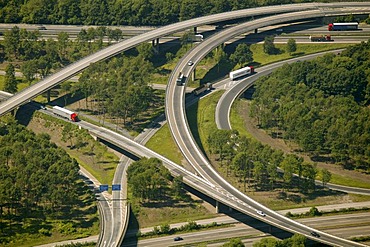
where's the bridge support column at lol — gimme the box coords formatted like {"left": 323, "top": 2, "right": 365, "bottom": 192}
{"left": 192, "top": 68, "right": 196, "bottom": 81}
{"left": 47, "top": 90, "right": 51, "bottom": 102}
{"left": 254, "top": 28, "right": 258, "bottom": 34}
{"left": 193, "top": 26, "right": 197, "bottom": 34}
{"left": 152, "top": 38, "right": 160, "bottom": 53}
{"left": 90, "top": 134, "right": 98, "bottom": 141}
{"left": 215, "top": 201, "right": 219, "bottom": 213}
{"left": 156, "top": 38, "right": 160, "bottom": 53}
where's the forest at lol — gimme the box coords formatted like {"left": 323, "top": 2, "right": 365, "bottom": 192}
{"left": 250, "top": 40, "right": 370, "bottom": 171}
{"left": 0, "top": 0, "right": 317, "bottom": 26}
{"left": 127, "top": 157, "right": 185, "bottom": 202}
{"left": 0, "top": 117, "right": 97, "bottom": 245}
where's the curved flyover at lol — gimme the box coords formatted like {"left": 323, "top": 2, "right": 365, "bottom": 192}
{"left": 1, "top": 2, "right": 370, "bottom": 116}
{"left": 165, "top": 8, "right": 370, "bottom": 247}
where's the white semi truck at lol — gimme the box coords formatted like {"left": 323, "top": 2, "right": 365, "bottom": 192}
{"left": 52, "top": 106, "right": 79, "bottom": 122}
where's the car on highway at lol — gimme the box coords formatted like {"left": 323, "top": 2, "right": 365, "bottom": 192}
{"left": 311, "top": 231, "right": 320, "bottom": 238}
{"left": 174, "top": 236, "right": 183, "bottom": 241}
{"left": 187, "top": 61, "right": 194, "bottom": 66}
{"left": 37, "top": 25, "right": 46, "bottom": 30}
{"left": 256, "top": 210, "right": 266, "bottom": 217}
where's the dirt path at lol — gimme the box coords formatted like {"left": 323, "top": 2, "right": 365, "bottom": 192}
{"left": 238, "top": 99, "right": 370, "bottom": 185}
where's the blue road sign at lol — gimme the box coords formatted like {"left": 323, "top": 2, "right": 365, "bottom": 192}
{"left": 99, "top": 184, "right": 109, "bottom": 192}
{"left": 112, "top": 184, "right": 121, "bottom": 191}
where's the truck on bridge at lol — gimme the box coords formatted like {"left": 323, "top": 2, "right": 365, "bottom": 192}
{"left": 229, "top": 66, "right": 254, "bottom": 80}
{"left": 193, "top": 83, "right": 212, "bottom": 96}
{"left": 176, "top": 73, "right": 185, "bottom": 86}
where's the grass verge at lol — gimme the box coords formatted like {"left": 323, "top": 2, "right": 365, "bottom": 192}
{"left": 145, "top": 123, "right": 183, "bottom": 165}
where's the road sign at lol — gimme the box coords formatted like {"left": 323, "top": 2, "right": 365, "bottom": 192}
{"left": 99, "top": 184, "right": 109, "bottom": 192}
{"left": 112, "top": 184, "right": 121, "bottom": 191}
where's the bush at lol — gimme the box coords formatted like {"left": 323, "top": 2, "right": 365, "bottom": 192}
{"left": 39, "top": 228, "right": 52, "bottom": 236}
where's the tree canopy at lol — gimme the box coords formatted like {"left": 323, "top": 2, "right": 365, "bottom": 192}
{"left": 250, "top": 40, "right": 370, "bottom": 171}
{"left": 0, "top": 0, "right": 321, "bottom": 26}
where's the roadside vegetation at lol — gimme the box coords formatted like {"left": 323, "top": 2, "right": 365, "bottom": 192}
{"left": 285, "top": 206, "right": 370, "bottom": 219}
{"left": 0, "top": 117, "right": 99, "bottom": 247}
{"left": 126, "top": 158, "right": 215, "bottom": 229}
{"left": 250, "top": 41, "right": 370, "bottom": 173}
{"left": 27, "top": 112, "right": 119, "bottom": 186}
{"left": 1, "top": 0, "right": 369, "bottom": 27}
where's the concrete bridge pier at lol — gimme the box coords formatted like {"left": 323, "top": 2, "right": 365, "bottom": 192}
{"left": 47, "top": 90, "right": 51, "bottom": 102}
{"left": 193, "top": 26, "right": 197, "bottom": 34}
{"left": 254, "top": 28, "right": 258, "bottom": 34}
{"left": 215, "top": 201, "right": 219, "bottom": 213}
{"left": 192, "top": 68, "right": 196, "bottom": 81}
{"left": 152, "top": 38, "right": 160, "bottom": 53}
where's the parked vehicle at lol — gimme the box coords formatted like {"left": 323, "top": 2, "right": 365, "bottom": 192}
{"left": 52, "top": 106, "right": 79, "bottom": 122}
{"left": 229, "top": 66, "right": 254, "bottom": 80}
{"left": 309, "top": 35, "right": 332, "bottom": 42}
{"left": 328, "top": 22, "right": 358, "bottom": 31}
{"left": 193, "top": 83, "right": 212, "bottom": 96}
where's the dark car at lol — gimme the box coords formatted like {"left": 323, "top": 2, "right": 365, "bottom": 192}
{"left": 311, "top": 231, "right": 320, "bottom": 238}
{"left": 174, "top": 236, "right": 183, "bottom": 241}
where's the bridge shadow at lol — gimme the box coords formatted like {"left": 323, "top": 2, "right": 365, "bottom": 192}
{"left": 121, "top": 209, "right": 139, "bottom": 247}
{"left": 184, "top": 184, "right": 328, "bottom": 246}
{"left": 185, "top": 96, "right": 207, "bottom": 155}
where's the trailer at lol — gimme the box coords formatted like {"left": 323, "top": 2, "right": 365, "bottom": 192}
{"left": 309, "top": 35, "right": 332, "bottom": 42}
{"left": 193, "top": 83, "right": 212, "bottom": 96}
{"left": 229, "top": 66, "right": 254, "bottom": 80}
{"left": 52, "top": 106, "right": 79, "bottom": 122}
{"left": 176, "top": 73, "right": 185, "bottom": 86}
{"left": 328, "top": 22, "right": 358, "bottom": 31}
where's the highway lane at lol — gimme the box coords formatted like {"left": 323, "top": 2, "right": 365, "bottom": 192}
{"left": 166, "top": 8, "right": 370, "bottom": 247}
{"left": 125, "top": 212, "right": 370, "bottom": 247}
{"left": 2, "top": 2, "right": 370, "bottom": 116}
{"left": 36, "top": 202, "right": 370, "bottom": 246}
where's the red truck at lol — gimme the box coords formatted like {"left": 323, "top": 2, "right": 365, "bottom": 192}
{"left": 309, "top": 35, "right": 332, "bottom": 42}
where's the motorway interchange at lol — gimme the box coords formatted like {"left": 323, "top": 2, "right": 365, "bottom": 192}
{"left": 1, "top": 2, "right": 370, "bottom": 247}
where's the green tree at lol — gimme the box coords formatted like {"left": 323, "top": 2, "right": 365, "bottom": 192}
{"left": 3, "top": 64, "right": 17, "bottom": 93}
{"left": 137, "top": 43, "right": 154, "bottom": 61}
{"left": 223, "top": 238, "right": 245, "bottom": 247}
{"left": 21, "top": 60, "right": 38, "bottom": 84}
{"left": 321, "top": 168, "right": 331, "bottom": 186}
{"left": 4, "top": 26, "right": 20, "bottom": 60}
{"left": 230, "top": 43, "right": 253, "bottom": 66}
{"left": 263, "top": 36, "right": 276, "bottom": 55}
{"left": 57, "top": 32, "right": 70, "bottom": 62}
{"left": 286, "top": 38, "right": 297, "bottom": 54}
